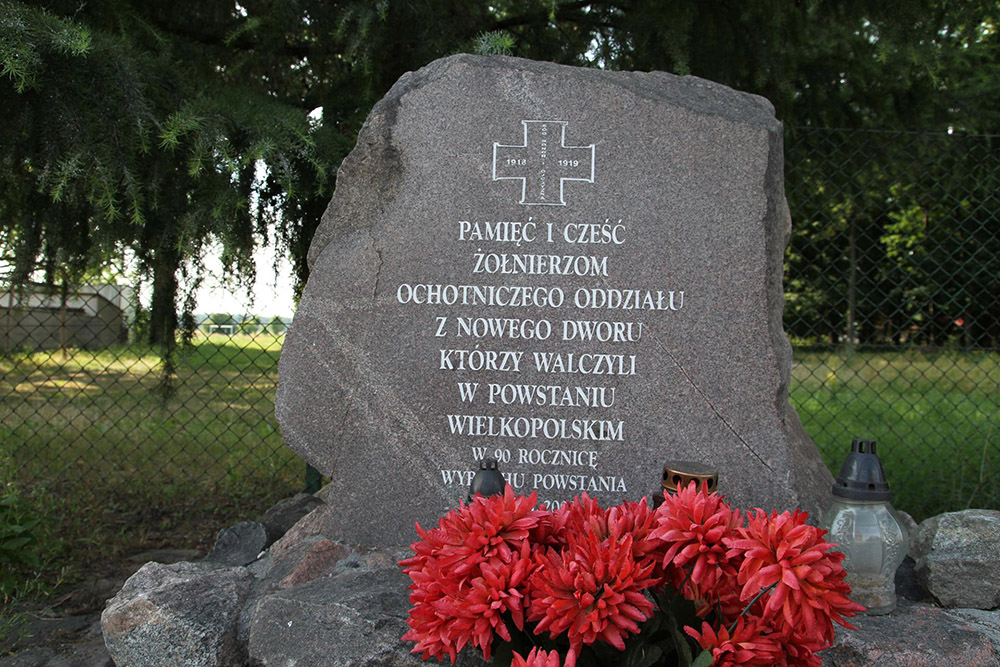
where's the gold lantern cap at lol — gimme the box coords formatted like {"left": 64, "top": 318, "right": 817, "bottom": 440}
{"left": 662, "top": 460, "right": 718, "bottom": 494}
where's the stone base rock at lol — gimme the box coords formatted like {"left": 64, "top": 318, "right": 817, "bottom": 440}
{"left": 103, "top": 495, "right": 1000, "bottom": 667}
{"left": 260, "top": 492, "right": 324, "bottom": 545}
{"left": 911, "top": 509, "right": 1000, "bottom": 609}
{"left": 247, "top": 548, "right": 485, "bottom": 666}
{"left": 101, "top": 498, "right": 486, "bottom": 667}
{"left": 0, "top": 640, "right": 112, "bottom": 667}
{"left": 102, "top": 561, "right": 253, "bottom": 667}
{"left": 205, "top": 521, "right": 269, "bottom": 567}
{"left": 823, "top": 600, "right": 1000, "bottom": 666}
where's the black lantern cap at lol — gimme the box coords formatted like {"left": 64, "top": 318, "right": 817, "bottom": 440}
{"left": 832, "top": 439, "right": 893, "bottom": 501}
{"left": 468, "top": 458, "right": 507, "bottom": 501}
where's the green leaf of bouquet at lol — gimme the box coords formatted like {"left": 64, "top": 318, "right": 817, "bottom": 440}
{"left": 663, "top": 607, "right": 693, "bottom": 667}
{"left": 491, "top": 639, "right": 515, "bottom": 667}
{"left": 691, "top": 649, "right": 714, "bottom": 667}
{"left": 644, "top": 610, "right": 663, "bottom": 635}
{"left": 623, "top": 643, "right": 662, "bottom": 667}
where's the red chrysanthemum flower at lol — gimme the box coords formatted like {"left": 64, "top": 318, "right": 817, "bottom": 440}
{"left": 401, "top": 486, "right": 545, "bottom": 574}
{"left": 399, "top": 488, "right": 547, "bottom": 662}
{"left": 608, "top": 497, "right": 664, "bottom": 571}
{"left": 448, "top": 545, "right": 533, "bottom": 659}
{"left": 685, "top": 617, "right": 785, "bottom": 667}
{"left": 512, "top": 647, "right": 562, "bottom": 667}
{"left": 400, "top": 580, "right": 469, "bottom": 661}
{"left": 776, "top": 628, "right": 823, "bottom": 667}
{"left": 726, "top": 509, "right": 864, "bottom": 648}
{"left": 649, "top": 481, "right": 741, "bottom": 595}
{"left": 543, "top": 493, "right": 608, "bottom": 547}
{"left": 691, "top": 571, "right": 744, "bottom": 622}
{"left": 463, "top": 487, "right": 548, "bottom": 561}
{"left": 528, "top": 531, "right": 656, "bottom": 667}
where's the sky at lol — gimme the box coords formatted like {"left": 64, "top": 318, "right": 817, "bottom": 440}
{"left": 194, "top": 157, "right": 304, "bottom": 319}
{"left": 194, "top": 238, "right": 298, "bottom": 318}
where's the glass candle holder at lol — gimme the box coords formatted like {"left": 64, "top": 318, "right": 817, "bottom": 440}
{"left": 824, "top": 439, "right": 909, "bottom": 614}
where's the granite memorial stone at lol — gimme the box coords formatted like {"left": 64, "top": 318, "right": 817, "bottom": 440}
{"left": 276, "top": 54, "right": 834, "bottom": 547}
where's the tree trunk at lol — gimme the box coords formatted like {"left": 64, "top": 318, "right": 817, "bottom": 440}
{"left": 846, "top": 218, "right": 858, "bottom": 348}
{"left": 148, "top": 242, "right": 180, "bottom": 347}
{"left": 59, "top": 277, "right": 69, "bottom": 361}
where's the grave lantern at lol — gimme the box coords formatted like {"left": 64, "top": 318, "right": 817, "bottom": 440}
{"left": 652, "top": 460, "right": 718, "bottom": 507}
{"left": 468, "top": 458, "right": 507, "bottom": 502}
{"left": 824, "top": 439, "right": 909, "bottom": 614}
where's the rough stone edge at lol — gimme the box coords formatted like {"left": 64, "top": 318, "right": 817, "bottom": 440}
{"left": 911, "top": 509, "right": 1000, "bottom": 610}
{"left": 761, "top": 123, "right": 835, "bottom": 519}
{"left": 294, "top": 52, "right": 832, "bottom": 506}
{"left": 306, "top": 54, "right": 780, "bottom": 268}
{"left": 101, "top": 561, "right": 254, "bottom": 667}
{"left": 99, "top": 498, "right": 1000, "bottom": 667}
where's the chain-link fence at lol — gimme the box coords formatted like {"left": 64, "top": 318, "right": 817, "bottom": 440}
{"left": 785, "top": 128, "right": 999, "bottom": 519}
{"left": 1, "top": 129, "right": 998, "bottom": 524}
{"left": 0, "top": 296, "right": 302, "bottom": 519}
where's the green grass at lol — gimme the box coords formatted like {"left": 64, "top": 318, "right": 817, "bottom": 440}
{"left": 0, "top": 337, "right": 998, "bottom": 610}
{"left": 0, "top": 333, "right": 302, "bottom": 603}
{"left": 791, "top": 348, "right": 1000, "bottom": 521}
{"left": 1, "top": 334, "right": 298, "bottom": 488}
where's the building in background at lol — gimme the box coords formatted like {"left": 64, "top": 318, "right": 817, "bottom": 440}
{"left": 0, "top": 284, "right": 133, "bottom": 352}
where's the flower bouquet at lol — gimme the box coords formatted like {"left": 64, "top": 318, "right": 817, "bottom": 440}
{"left": 400, "top": 483, "right": 863, "bottom": 667}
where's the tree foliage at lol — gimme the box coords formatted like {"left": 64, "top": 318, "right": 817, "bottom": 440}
{"left": 2, "top": 0, "right": 997, "bottom": 353}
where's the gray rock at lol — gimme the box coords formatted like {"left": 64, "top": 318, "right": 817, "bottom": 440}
{"left": 822, "top": 600, "right": 1000, "bottom": 666}
{"left": 911, "top": 509, "right": 1000, "bottom": 609}
{"left": 247, "top": 548, "right": 487, "bottom": 667}
{"left": 0, "top": 639, "right": 113, "bottom": 667}
{"left": 260, "top": 492, "right": 324, "bottom": 545}
{"left": 276, "top": 54, "right": 833, "bottom": 548}
{"left": 263, "top": 502, "right": 331, "bottom": 564}
{"left": 898, "top": 509, "right": 919, "bottom": 538}
{"left": 0, "top": 647, "right": 61, "bottom": 667}
{"left": 125, "top": 548, "right": 203, "bottom": 565}
{"left": 3, "top": 615, "right": 97, "bottom": 649}
{"left": 945, "top": 608, "right": 1000, "bottom": 648}
{"left": 101, "top": 561, "right": 253, "bottom": 667}
{"left": 206, "top": 521, "right": 268, "bottom": 567}
{"left": 265, "top": 537, "right": 352, "bottom": 592}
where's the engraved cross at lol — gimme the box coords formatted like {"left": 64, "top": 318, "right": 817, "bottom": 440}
{"left": 492, "top": 120, "right": 595, "bottom": 206}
